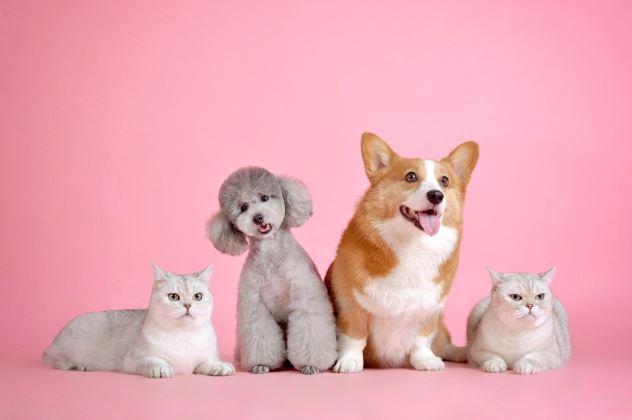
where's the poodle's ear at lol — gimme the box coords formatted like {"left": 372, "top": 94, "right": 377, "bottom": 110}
{"left": 278, "top": 176, "right": 313, "bottom": 228}
{"left": 206, "top": 212, "right": 248, "bottom": 256}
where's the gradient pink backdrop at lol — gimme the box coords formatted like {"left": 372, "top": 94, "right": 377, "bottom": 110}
{"left": 1, "top": 0, "right": 631, "bottom": 418}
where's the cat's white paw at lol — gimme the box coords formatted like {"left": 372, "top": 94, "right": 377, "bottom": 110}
{"left": 514, "top": 359, "right": 544, "bottom": 375}
{"left": 410, "top": 352, "right": 445, "bottom": 371}
{"left": 145, "top": 364, "right": 174, "bottom": 379}
{"left": 482, "top": 359, "right": 507, "bottom": 373}
{"left": 333, "top": 353, "right": 364, "bottom": 373}
{"left": 196, "top": 361, "right": 235, "bottom": 377}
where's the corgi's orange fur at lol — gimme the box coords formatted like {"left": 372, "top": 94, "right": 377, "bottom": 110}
{"left": 325, "top": 133, "right": 479, "bottom": 372}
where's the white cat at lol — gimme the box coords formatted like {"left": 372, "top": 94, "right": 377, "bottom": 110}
{"left": 43, "top": 263, "right": 234, "bottom": 378}
{"left": 466, "top": 267, "right": 570, "bottom": 375}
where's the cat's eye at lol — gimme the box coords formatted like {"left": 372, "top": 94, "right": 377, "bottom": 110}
{"left": 193, "top": 292, "right": 203, "bottom": 301}
{"left": 440, "top": 176, "right": 449, "bottom": 187}
{"left": 405, "top": 172, "right": 418, "bottom": 183}
{"left": 509, "top": 294, "right": 522, "bottom": 301}
{"left": 536, "top": 293, "right": 546, "bottom": 300}
{"left": 260, "top": 195, "right": 269, "bottom": 202}
{"left": 240, "top": 203, "right": 249, "bottom": 213}
{"left": 167, "top": 293, "right": 180, "bottom": 301}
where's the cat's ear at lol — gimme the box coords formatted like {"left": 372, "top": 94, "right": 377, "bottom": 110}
{"left": 443, "top": 141, "right": 479, "bottom": 186}
{"left": 539, "top": 267, "right": 556, "bottom": 285}
{"left": 197, "top": 264, "right": 213, "bottom": 285}
{"left": 152, "top": 262, "right": 170, "bottom": 287}
{"left": 278, "top": 176, "right": 313, "bottom": 228}
{"left": 487, "top": 266, "right": 504, "bottom": 286}
{"left": 206, "top": 212, "right": 248, "bottom": 256}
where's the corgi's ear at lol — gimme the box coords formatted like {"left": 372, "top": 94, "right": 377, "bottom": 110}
{"left": 444, "top": 141, "right": 479, "bottom": 185}
{"left": 206, "top": 212, "right": 248, "bottom": 256}
{"left": 278, "top": 176, "right": 313, "bottom": 228}
{"left": 361, "top": 132, "right": 396, "bottom": 180}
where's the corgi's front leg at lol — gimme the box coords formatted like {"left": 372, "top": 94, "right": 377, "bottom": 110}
{"left": 409, "top": 315, "right": 445, "bottom": 371}
{"left": 333, "top": 300, "right": 369, "bottom": 374}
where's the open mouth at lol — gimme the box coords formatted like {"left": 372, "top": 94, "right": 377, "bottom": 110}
{"left": 399, "top": 205, "right": 442, "bottom": 236}
{"left": 258, "top": 223, "right": 272, "bottom": 234}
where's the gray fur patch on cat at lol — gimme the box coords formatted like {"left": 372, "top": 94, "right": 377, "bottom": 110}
{"left": 466, "top": 267, "right": 570, "bottom": 374}
{"left": 207, "top": 167, "right": 338, "bottom": 374}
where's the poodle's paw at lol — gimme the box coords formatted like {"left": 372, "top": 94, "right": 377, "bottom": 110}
{"left": 333, "top": 353, "right": 364, "bottom": 374}
{"left": 251, "top": 365, "right": 270, "bottom": 374}
{"left": 301, "top": 366, "right": 320, "bottom": 375}
{"left": 514, "top": 359, "right": 545, "bottom": 375}
{"left": 410, "top": 352, "right": 445, "bottom": 371}
{"left": 482, "top": 358, "right": 507, "bottom": 373}
{"left": 145, "top": 363, "right": 174, "bottom": 379}
{"left": 51, "top": 359, "right": 87, "bottom": 371}
{"left": 195, "top": 361, "right": 235, "bottom": 377}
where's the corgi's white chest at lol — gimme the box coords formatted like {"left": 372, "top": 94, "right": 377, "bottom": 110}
{"left": 354, "top": 223, "right": 458, "bottom": 318}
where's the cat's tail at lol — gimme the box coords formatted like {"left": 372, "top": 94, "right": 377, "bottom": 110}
{"left": 441, "top": 343, "right": 467, "bottom": 363}
{"left": 436, "top": 317, "right": 468, "bottom": 363}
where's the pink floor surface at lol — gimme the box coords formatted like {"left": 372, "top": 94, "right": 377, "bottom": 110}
{"left": 2, "top": 354, "right": 629, "bottom": 419}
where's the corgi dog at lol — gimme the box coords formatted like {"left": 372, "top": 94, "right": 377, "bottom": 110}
{"left": 325, "top": 133, "right": 479, "bottom": 373}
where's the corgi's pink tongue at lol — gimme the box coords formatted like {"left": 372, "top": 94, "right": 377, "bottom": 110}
{"left": 418, "top": 212, "right": 441, "bottom": 236}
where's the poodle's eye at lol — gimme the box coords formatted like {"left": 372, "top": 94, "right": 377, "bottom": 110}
{"left": 167, "top": 293, "right": 180, "bottom": 301}
{"left": 405, "top": 172, "right": 418, "bottom": 183}
{"left": 509, "top": 294, "right": 522, "bottom": 301}
{"left": 536, "top": 293, "right": 546, "bottom": 300}
{"left": 193, "top": 292, "right": 203, "bottom": 301}
{"left": 260, "top": 195, "right": 269, "bottom": 202}
{"left": 240, "top": 204, "right": 249, "bottom": 213}
{"left": 440, "top": 176, "right": 449, "bottom": 187}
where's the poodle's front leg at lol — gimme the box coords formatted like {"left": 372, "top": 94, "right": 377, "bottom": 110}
{"left": 286, "top": 271, "right": 338, "bottom": 373}
{"left": 237, "top": 285, "right": 285, "bottom": 373}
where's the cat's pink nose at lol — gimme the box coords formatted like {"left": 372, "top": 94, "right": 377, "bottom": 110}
{"left": 183, "top": 303, "right": 191, "bottom": 309}
{"left": 526, "top": 304, "right": 533, "bottom": 309}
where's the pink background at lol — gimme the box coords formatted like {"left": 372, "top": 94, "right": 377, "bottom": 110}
{"left": 1, "top": 0, "right": 631, "bottom": 418}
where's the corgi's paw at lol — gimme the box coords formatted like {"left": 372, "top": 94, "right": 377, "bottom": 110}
{"left": 146, "top": 363, "right": 174, "bottom": 379}
{"left": 333, "top": 353, "right": 364, "bottom": 373}
{"left": 514, "top": 359, "right": 544, "bottom": 375}
{"left": 195, "top": 361, "right": 235, "bottom": 376}
{"left": 482, "top": 358, "right": 507, "bottom": 373}
{"left": 410, "top": 352, "right": 445, "bottom": 371}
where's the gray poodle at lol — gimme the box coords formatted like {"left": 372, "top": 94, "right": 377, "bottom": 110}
{"left": 207, "top": 167, "right": 338, "bottom": 374}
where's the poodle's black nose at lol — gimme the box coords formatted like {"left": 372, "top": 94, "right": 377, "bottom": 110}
{"left": 427, "top": 190, "right": 444, "bottom": 205}
{"left": 253, "top": 213, "right": 264, "bottom": 225}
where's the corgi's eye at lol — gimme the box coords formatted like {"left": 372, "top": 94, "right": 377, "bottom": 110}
{"left": 536, "top": 293, "right": 546, "bottom": 300}
{"left": 167, "top": 293, "right": 180, "bottom": 301}
{"left": 440, "top": 176, "right": 449, "bottom": 187}
{"left": 509, "top": 294, "right": 522, "bottom": 301}
{"left": 405, "top": 172, "right": 418, "bottom": 183}
{"left": 193, "top": 292, "right": 203, "bottom": 301}
{"left": 240, "top": 204, "right": 249, "bottom": 213}
{"left": 260, "top": 195, "right": 269, "bottom": 202}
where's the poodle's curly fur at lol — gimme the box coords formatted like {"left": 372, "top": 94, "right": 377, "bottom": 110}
{"left": 207, "top": 167, "right": 337, "bottom": 374}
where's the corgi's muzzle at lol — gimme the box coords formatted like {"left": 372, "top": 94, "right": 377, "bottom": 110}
{"left": 399, "top": 205, "right": 443, "bottom": 236}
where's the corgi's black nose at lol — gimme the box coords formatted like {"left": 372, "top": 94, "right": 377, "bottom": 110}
{"left": 427, "top": 190, "right": 444, "bottom": 205}
{"left": 253, "top": 213, "right": 264, "bottom": 225}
